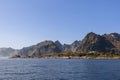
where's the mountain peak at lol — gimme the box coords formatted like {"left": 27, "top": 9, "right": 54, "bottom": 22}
{"left": 87, "top": 32, "right": 97, "bottom": 36}
{"left": 85, "top": 32, "right": 99, "bottom": 40}
{"left": 55, "top": 40, "right": 63, "bottom": 51}
{"left": 55, "top": 40, "right": 61, "bottom": 44}
{"left": 39, "top": 40, "right": 54, "bottom": 46}
{"left": 103, "top": 33, "right": 120, "bottom": 41}
{"left": 110, "top": 33, "right": 120, "bottom": 39}
{"left": 77, "top": 32, "right": 115, "bottom": 53}
{"left": 103, "top": 33, "right": 120, "bottom": 52}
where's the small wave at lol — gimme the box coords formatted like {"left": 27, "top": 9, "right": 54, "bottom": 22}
{"left": 0, "top": 57, "right": 9, "bottom": 59}
{"left": 4, "top": 72, "right": 36, "bottom": 75}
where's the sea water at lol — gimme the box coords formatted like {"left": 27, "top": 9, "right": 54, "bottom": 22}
{"left": 0, "top": 58, "right": 119, "bottom": 80}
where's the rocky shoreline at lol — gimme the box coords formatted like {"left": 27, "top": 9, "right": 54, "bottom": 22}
{"left": 41, "top": 56, "right": 120, "bottom": 59}
{"left": 11, "top": 55, "right": 120, "bottom": 59}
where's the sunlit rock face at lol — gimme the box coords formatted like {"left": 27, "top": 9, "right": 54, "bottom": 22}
{"left": 18, "top": 40, "right": 62, "bottom": 57}
{"left": 31, "top": 40, "right": 62, "bottom": 56}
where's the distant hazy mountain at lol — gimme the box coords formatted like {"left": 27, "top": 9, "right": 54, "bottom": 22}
{"left": 0, "top": 48, "right": 19, "bottom": 57}
{"left": 18, "top": 45, "right": 36, "bottom": 57}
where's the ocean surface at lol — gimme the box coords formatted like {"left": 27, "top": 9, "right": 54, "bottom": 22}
{"left": 0, "top": 58, "right": 119, "bottom": 80}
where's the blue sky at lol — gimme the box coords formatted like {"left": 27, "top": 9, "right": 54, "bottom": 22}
{"left": 0, "top": 0, "right": 120, "bottom": 49}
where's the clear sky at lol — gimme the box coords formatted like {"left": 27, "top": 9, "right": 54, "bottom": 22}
{"left": 0, "top": 0, "right": 120, "bottom": 49}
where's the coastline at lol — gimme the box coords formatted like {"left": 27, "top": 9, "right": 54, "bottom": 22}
{"left": 41, "top": 56, "right": 120, "bottom": 59}
{"left": 11, "top": 52, "right": 120, "bottom": 59}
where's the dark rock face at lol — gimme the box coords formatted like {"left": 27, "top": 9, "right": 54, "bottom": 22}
{"left": 103, "top": 33, "right": 120, "bottom": 42}
{"left": 55, "top": 40, "right": 63, "bottom": 51}
{"left": 103, "top": 33, "right": 120, "bottom": 53}
{"left": 77, "top": 32, "right": 115, "bottom": 53}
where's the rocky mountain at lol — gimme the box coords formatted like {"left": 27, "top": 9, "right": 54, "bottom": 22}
{"left": 0, "top": 48, "right": 19, "bottom": 57}
{"left": 71, "top": 40, "right": 81, "bottom": 52}
{"left": 63, "top": 44, "right": 71, "bottom": 51}
{"left": 32, "top": 40, "right": 62, "bottom": 56}
{"left": 63, "top": 40, "right": 81, "bottom": 52}
{"left": 103, "top": 33, "right": 120, "bottom": 53}
{"left": 16, "top": 40, "right": 81, "bottom": 57}
{"left": 18, "top": 40, "right": 62, "bottom": 57}
{"left": 55, "top": 40, "right": 63, "bottom": 51}
{"left": 76, "top": 32, "right": 115, "bottom": 53}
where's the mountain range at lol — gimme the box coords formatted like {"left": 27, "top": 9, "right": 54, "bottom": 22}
{"left": 1, "top": 32, "right": 120, "bottom": 57}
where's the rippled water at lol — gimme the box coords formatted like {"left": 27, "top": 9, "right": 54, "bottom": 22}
{"left": 0, "top": 58, "right": 119, "bottom": 80}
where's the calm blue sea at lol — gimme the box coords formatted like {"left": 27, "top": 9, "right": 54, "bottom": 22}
{"left": 0, "top": 58, "right": 119, "bottom": 80}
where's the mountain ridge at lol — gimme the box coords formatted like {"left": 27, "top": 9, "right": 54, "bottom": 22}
{"left": 1, "top": 32, "right": 120, "bottom": 58}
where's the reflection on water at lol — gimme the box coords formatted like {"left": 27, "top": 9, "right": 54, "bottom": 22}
{"left": 0, "top": 59, "right": 119, "bottom": 80}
